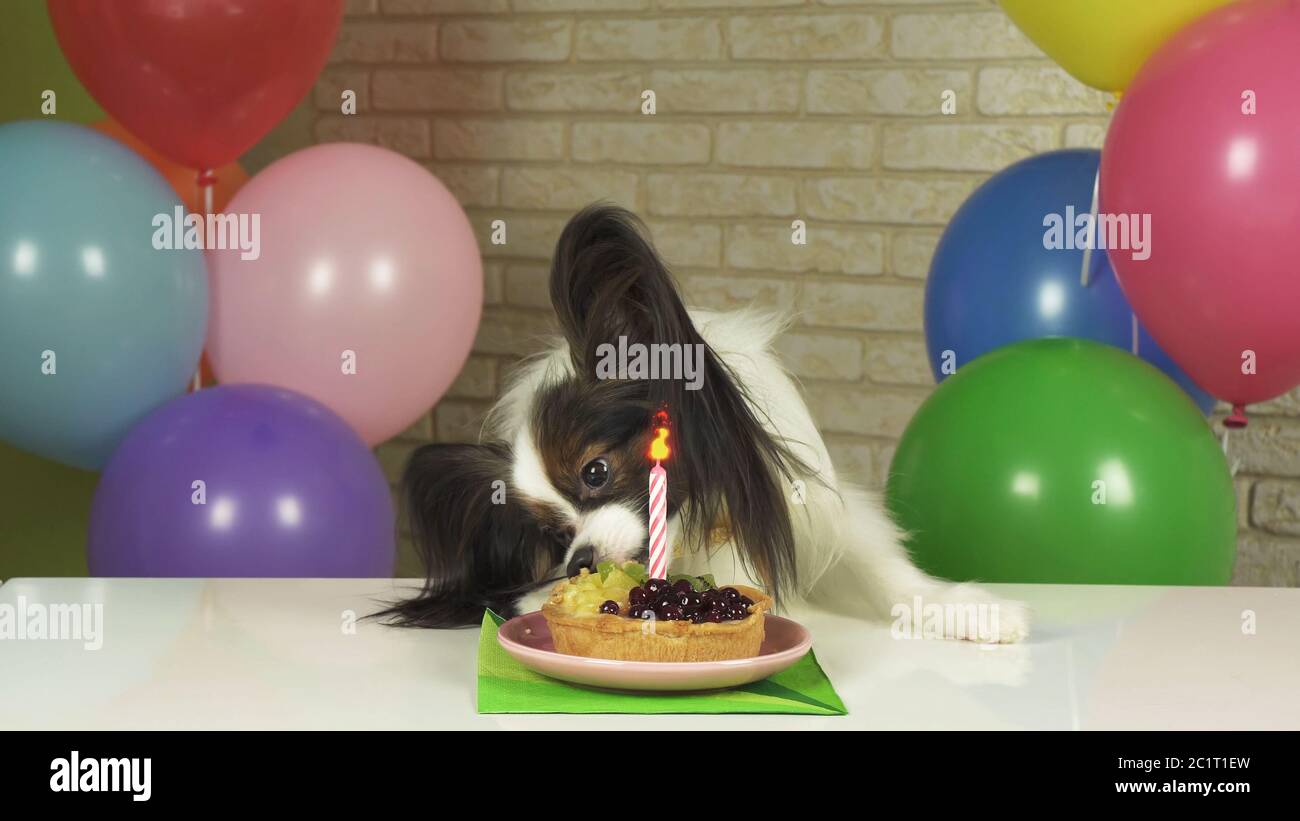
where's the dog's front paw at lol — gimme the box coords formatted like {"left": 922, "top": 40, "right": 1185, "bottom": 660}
{"left": 923, "top": 583, "right": 1031, "bottom": 644}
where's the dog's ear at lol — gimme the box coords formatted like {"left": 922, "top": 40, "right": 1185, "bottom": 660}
{"left": 549, "top": 203, "right": 812, "bottom": 604}
{"left": 375, "top": 442, "right": 564, "bottom": 628}
{"left": 549, "top": 203, "right": 695, "bottom": 376}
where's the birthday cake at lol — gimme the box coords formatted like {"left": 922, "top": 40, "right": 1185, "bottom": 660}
{"left": 540, "top": 562, "right": 770, "bottom": 662}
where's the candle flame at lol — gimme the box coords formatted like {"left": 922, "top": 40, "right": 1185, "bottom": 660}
{"left": 649, "top": 426, "right": 670, "bottom": 462}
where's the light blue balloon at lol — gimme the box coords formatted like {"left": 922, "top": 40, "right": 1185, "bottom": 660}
{"left": 0, "top": 121, "right": 207, "bottom": 469}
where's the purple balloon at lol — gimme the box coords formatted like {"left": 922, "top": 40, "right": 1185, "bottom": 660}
{"left": 88, "top": 385, "right": 395, "bottom": 576}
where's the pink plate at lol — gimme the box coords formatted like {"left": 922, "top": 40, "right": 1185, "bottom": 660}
{"left": 496, "top": 612, "right": 812, "bottom": 692}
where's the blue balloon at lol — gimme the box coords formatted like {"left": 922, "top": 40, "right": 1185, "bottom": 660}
{"left": 925, "top": 148, "right": 1215, "bottom": 415}
{"left": 0, "top": 121, "right": 207, "bottom": 468}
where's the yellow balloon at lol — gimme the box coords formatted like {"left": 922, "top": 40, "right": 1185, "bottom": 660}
{"left": 998, "top": 0, "right": 1237, "bottom": 92}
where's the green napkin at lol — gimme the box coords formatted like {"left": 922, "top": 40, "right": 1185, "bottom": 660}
{"left": 477, "top": 611, "right": 847, "bottom": 715}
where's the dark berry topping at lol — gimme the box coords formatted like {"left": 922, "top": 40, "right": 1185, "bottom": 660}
{"left": 672, "top": 579, "right": 694, "bottom": 595}
{"left": 599, "top": 600, "right": 620, "bottom": 615}
{"left": 628, "top": 587, "right": 648, "bottom": 606}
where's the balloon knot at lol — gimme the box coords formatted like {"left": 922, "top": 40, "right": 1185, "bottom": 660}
{"left": 197, "top": 169, "right": 218, "bottom": 188}
{"left": 1224, "top": 405, "right": 1249, "bottom": 429}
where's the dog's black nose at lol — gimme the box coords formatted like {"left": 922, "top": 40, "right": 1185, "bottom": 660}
{"left": 566, "top": 545, "right": 596, "bottom": 577}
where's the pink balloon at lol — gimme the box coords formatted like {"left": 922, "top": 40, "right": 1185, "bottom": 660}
{"left": 206, "top": 144, "right": 482, "bottom": 445}
{"left": 1101, "top": 0, "right": 1300, "bottom": 414}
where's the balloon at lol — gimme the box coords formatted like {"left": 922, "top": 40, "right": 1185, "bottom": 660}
{"left": 92, "top": 119, "right": 248, "bottom": 215}
{"left": 0, "top": 2, "right": 103, "bottom": 124}
{"left": 1101, "top": 0, "right": 1300, "bottom": 415}
{"left": 997, "top": 0, "right": 1235, "bottom": 92}
{"left": 88, "top": 385, "right": 395, "bottom": 577}
{"left": 887, "top": 338, "right": 1236, "bottom": 586}
{"left": 206, "top": 144, "right": 483, "bottom": 446}
{"left": 926, "top": 149, "right": 1214, "bottom": 414}
{"left": 47, "top": 0, "right": 343, "bottom": 169}
{"left": 0, "top": 121, "right": 207, "bottom": 469}
{"left": 0, "top": 442, "right": 95, "bottom": 579}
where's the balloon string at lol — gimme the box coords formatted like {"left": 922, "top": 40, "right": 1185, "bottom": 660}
{"left": 1220, "top": 428, "right": 1242, "bottom": 477}
{"left": 1130, "top": 313, "right": 1139, "bottom": 356}
{"left": 192, "top": 168, "right": 218, "bottom": 393}
{"left": 1079, "top": 167, "right": 1100, "bottom": 287}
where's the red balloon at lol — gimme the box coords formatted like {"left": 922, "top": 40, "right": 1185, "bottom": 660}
{"left": 1100, "top": 0, "right": 1300, "bottom": 415}
{"left": 48, "top": 0, "right": 342, "bottom": 169}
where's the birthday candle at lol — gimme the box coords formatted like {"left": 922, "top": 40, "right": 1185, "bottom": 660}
{"left": 647, "top": 420, "right": 670, "bottom": 580}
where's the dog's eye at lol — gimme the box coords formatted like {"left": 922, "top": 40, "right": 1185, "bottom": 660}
{"left": 581, "top": 458, "right": 610, "bottom": 489}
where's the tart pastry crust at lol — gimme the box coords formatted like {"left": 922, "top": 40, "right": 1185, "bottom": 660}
{"left": 541, "top": 583, "right": 770, "bottom": 662}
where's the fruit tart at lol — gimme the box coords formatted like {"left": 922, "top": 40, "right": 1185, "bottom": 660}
{"left": 540, "top": 561, "right": 770, "bottom": 662}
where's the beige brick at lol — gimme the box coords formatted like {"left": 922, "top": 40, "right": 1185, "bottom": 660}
{"left": 978, "top": 65, "right": 1113, "bottom": 115}
{"left": 682, "top": 274, "right": 796, "bottom": 313}
{"left": 648, "top": 173, "right": 797, "bottom": 217}
{"left": 883, "top": 123, "right": 1057, "bottom": 172}
{"left": 397, "top": 411, "right": 433, "bottom": 442}
{"left": 1232, "top": 532, "right": 1300, "bottom": 587}
{"left": 774, "top": 332, "right": 864, "bottom": 381}
{"left": 434, "top": 119, "right": 564, "bottom": 160}
{"left": 729, "top": 14, "right": 885, "bottom": 61}
{"left": 892, "top": 11, "right": 1038, "bottom": 60}
{"left": 472, "top": 307, "right": 558, "bottom": 355}
{"left": 863, "top": 335, "right": 932, "bottom": 386}
{"left": 500, "top": 167, "right": 638, "bottom": 211}
{"left": 1229, "top": 420, "right": 1300, "bottom": 476}
{"left": 1253, "top": 386, "right": 1300, "bottom": 417}
{"left": 825, "top": 435, "right": 897, "bottom": 489}
{"left": 315, "top": 69, "right": 370, "bottom": 113}
{"left": 807, "top": 68, "right": 972, "bottom": 115}
{"left": 435, "top": 400, "right": 492, "bottom": 443}
{"left": 516, "top": 0, "right": 646, "bottom": 9}
{"left": 440, "top": 19, "right": 571, "bottom": 63}
{"left": 314, "top": 116, "right": 431, "bottom": 158}
{"left": 660, "top": 0, "right": 798, "bottom": 6}
{"left": 1064, "top": 121, "right": 1109, "bottom": 149}
{"left": 646, "top": 221, "right": 723, "bottom": 269}
{"left": 1251, "top": 479, "right": 1300, "bottom": 537}
{"left": 798, "top": 281, "right": 923, "bottom": 331}
{"left": 376, "top": 439, "right": 423, "bottom": 484}
{"left": 504, "top": 264, "right": 552, "bottom": 309}
{"left": 382, "top": 0, "right": 507, "bottom": 11}
{"left": 427, "top": 164, "right": 500, "bottom": 208}
{"left": 803, "top": 177, "right": 974, "bottom": 224}
{"left": 726, "top": 223, "right": 884, "bottom": 275}
{"left": 804, "top": 385, "right": 926, "bottom": 438}
{"left": 648, "top": 69, "right": 801, "bottom": 113}
{"left": 469, "top": 212, "right": 569, "bottom": 260}
{"left": 446, "top": 356, "right": 499, "bottom": 399}
{"left": 373, "top": 69, "right": 503, "bottom": 111}
{"left": 577, "top": 18, "right": 723, "bottom": 62}
{"left": 573, "top": 122, "right": 710, "bottom": 165}
{"left": 506, "top": 71, "right": 642, "bottom": 112}
{"left": 346, "top": 0, "right": 379, "bottom": 15}
{"left": 331, "top": 22, "right": 437, "bottom": 64}
{"left": 717, "top": 122, "right": 874, "bottom": 170}
{"left": 482, "top": 261, "right": 504, "bottom": 304}
{"left": 891, "top": 230, "right": 940, "bottom": 279}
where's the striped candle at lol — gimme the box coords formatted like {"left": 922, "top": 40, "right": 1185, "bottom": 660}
{"left": 648, "top": 462, "right": 668, "bottom": 580}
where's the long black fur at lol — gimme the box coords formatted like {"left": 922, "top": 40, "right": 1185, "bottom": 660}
{"left": 547, "top": 204, "right": 812, "bottom": 603}
{"left": 374, "top": 443, "right": 567, "bottom": 628}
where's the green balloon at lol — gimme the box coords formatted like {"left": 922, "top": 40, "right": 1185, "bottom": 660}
{"left": 0, "top": 442, "right": 95, "bottom": 579}
{"left": 0, "top": 2, "right": 103, "bottom": 124}
{"left": 887, "top": 338, "right": 1235, "bottom": 585}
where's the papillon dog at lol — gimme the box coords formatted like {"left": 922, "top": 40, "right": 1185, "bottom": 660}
{"left": 380, "top": 204, "right": 1028, "bottom": 643}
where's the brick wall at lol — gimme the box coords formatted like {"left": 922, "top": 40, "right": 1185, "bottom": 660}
{"left": 288, "top": 0, "right": 1300, "bottom": 584}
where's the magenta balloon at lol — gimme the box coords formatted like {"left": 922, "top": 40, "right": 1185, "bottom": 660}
{"left": 1101, "top": 0, "right": 1300, "bottom": 409}
{"left": 88, "top": 385, "right": 395, "bottom": 577}
{"left": 206, "top": 143, "right": 483, "bottom": 445}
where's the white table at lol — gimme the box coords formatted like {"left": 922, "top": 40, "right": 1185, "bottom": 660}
{"left": 1, "top": 578, "right": 1296, "bottom": 730}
